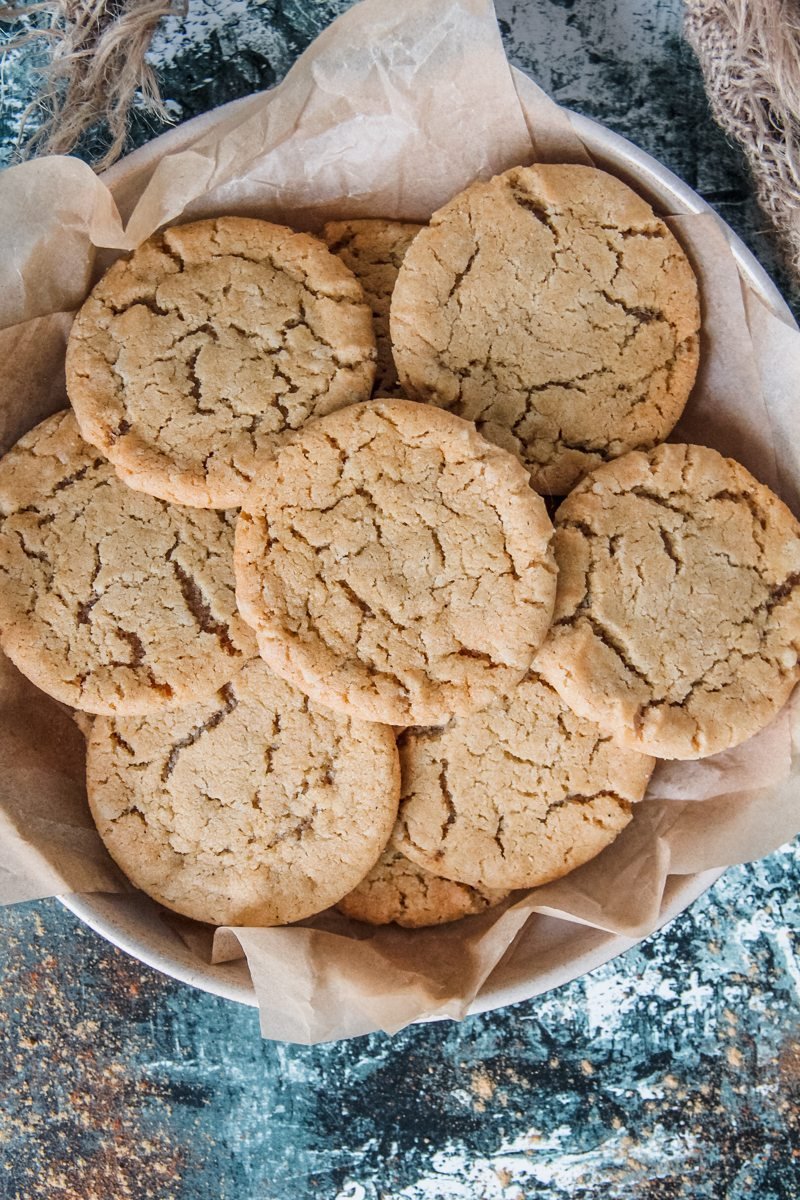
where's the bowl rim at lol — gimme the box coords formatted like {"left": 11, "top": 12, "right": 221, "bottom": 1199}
{"left": 59, "top": 69, "right": 794, "bottom": 1017}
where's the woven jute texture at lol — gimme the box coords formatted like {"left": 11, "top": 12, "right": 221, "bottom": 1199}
{"left": 0, "top": 0, "right": 181, "bottom": 171}
{"left": 685, "top": 0, "right": 800, "bottom": 274}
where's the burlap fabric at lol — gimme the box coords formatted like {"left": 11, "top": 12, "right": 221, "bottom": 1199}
{"left": 685, "top": 0, "right": 800, "bottom": 274}
{"left": 0, "top": 0, "right": 180, "bottom": 171}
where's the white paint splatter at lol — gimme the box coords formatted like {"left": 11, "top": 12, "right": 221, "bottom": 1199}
{"left": 348, "top": 1122, "right": 702, "bottom": 1200}
{"left": 771, "top": 928, "right": 800, "bottom": 997}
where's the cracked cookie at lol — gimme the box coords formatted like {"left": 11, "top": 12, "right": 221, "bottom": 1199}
{"left": 390, "top": 164, "right": 700, "bottom": 495}
{"left": 66, "top": 216, "right": 377, "bottom": 509}
{"left": 535, "top": 443, "right": 800, "bottom": 759}
{"left": 336, "top": 845, "right": 510, "bottom": 927}
{"left": 0, "top": 410, "right": 256, "bottom": 714}
{"left": 394, "top": 672, "right": 654, "bottom": 890}
{"left": 235, "top": 399, "right": 557, "bottom": 725}
{"left": 86, "top": 657, "right": 400, "bottom": 926}
{"left": 323, "top": 218, "right": 424, "bottom": 395}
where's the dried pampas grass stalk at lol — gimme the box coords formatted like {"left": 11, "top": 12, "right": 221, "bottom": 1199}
{"left": 685, "top": 0, "right": 800, "bottom": 275}
{"left": 0, "top": 0, "right": 184, "bottom": 171}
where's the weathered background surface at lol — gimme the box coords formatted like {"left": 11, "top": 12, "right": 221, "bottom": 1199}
{"left": 1, "top": 2, "right": 799, "bottom": 1197}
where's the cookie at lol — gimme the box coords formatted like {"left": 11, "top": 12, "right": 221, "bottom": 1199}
{"left": 66, "top": 216, "right": 377, "bottom": 509}
{"left": 235, "top": 399, "right": 557, "bottom": 724}
{"left": 390, "top": 164, "right": 700, "bottom": 495}
{"left": 323, "top": 219, "right": 423, "bottom": 395}
{"left": 535, "top": 443, "right": 800, "bottom": 759}
{"left": 0, "top": 411, "right": 256, "bottom": 714}
{"left": 336, "top": 846, "right": 509, "bottom": 927}
{"left": 86, "top": 658, "right": 400, "bottom": 927}
{"left": 394, "top": 672, "right": 653, "bottom": 891}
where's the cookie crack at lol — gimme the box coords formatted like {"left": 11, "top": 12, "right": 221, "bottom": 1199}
{"left": 583, "top": 613, "right": 655, "bottom": 687}
{"left": 402, "top": 722, "right": 452, "bottom": 747}
{"left": 337, "top": 579, "right": 395, "bottom": 636}
{"left": 13, "top": 529, "right": 51, "bottom": 568}
{"left": 471, "top": 489, "right": 523, "bottom": 582}
{"left": 111, "top": 731, "right": 135, "bottom": 757}
{"left": 629, "top": 488, "right": 687, "bottom": 516}
{"left": 546, "top": 790, "right": 630, "bottom": 817}
{"left": 710, "top": 488, "right": 769, "bottom": 552}
{"left": 427, "top": 524, "right": 446, "bottom": 573}
{"left": 170, "top": 559, "right": 239, "bottom": 657}
{"left": 554, "top": 435, "right": 614, "bottom": 460}
{"left": 600, "top": 291, "right": 663, "bottom": 328}
{"left": 511, "top": 367, "right": 614, "bottom": 436}
{"left": 602, "top": 223, "right": 666, "bottom": 240}
{"left": 439, "top": 761, "right": 456, "bottom": 841}
{"left": 160, "top": 683, "right": 238, "bottom": 782}
{"left": 113, "top": 626, "right": 146, "bottom": 667}
{"left": 398, "top": 818, "right": 431, "bottom": 863}
{"left": 510, "top": 190, "right": 560, "bottom": 242}
{"left": 53, "top": 462, "right": 102, "bottom": 492}
{"left": 107, "top": 419, "right": 132, "bottom": 445}
{"left": 446, "top": 245, "right": 479, "bottom": 302}
{"left": 560, "top": 517, "right": 599, "bottom": 540}
{"left": 763, "top": 572, "right": 800, "bottom": 616}
{"left": 260, "top": 788, "right": 320, "bottom": 848}
{"left": 186, "top": 346, "right": 216, "bottom": 416}
{"left": 659, "top": 528, "right": 683, "bottom": 572}
{"left": 76, "top": 545, "right": 103, "bottom": 625}
{"left": 457, "top": 647, "right": 502, "bottom": 668}
{"left": 159, "top": 232, "right": 187, "bottom": 270}
{"left": 107, "top": 294, "right": 170, "bottom": 320}
{"left": 107, "top": 631, "right": 174, "bottom": 698}
{"left": 493, "top": 814, "right": 507, "bottom": 859}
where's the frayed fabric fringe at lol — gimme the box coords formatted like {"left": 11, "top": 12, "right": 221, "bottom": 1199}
{"left": 685, "top": 0, "right": 800, "bottom": 276}
{"left": 0, "top": 0, "right": 184, "bottom": 172}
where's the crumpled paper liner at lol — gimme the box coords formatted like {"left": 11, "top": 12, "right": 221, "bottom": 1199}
{"left": 1, "top": 0, "right": 798, "bottom": 1043}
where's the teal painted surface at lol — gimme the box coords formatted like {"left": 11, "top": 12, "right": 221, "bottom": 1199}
{"left": 2, "top": 851, "right": 799, "bottom": 1198}
{"left": 1, "top": 1, "right": 799, "bottom": 1197}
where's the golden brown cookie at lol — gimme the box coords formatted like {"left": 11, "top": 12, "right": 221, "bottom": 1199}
{"left": 323, "top": 219, "right": 423, "bottom": 395}
{"left": 86, "top": 658, "right": 400, "bottom": 927}
{"left": 336, "top": 846, "right": 509, "bottom": 927}
{"left": 235, "top": 399, "right": 557, "bottom": 725}
{"left": 390, "top": 164, "right": 700, "bottom": 495}
{"left": 535, "top": 443, "right": 800, "bottom": 759}
{"left": 395, "top": 673, "right": 653, "bottom": 890}
{"left": 66, "top": 216, "right": 377, "bottom": 509}
{"left": 0, "top": 411, "right": 256, "bottom": 714}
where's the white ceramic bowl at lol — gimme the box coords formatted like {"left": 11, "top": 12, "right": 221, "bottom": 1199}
{"left": 61, "top": 69, "right": 796, "bottom": 1014}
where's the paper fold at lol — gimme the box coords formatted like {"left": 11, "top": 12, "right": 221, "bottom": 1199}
{"left": 0, "top": 0, "right": 798, "bottom": 1043}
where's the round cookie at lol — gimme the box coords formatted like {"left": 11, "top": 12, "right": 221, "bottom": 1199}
{"left": 235, "top": 399, "right": 557, "bottom": 725}
{"left": 86, "top": 658, "right": 400, "bottom": 927}
{"left": 390, "top": 164, "right": 700, "bottom": 495}
{"left": 336, "top": 846, "right": 510, "bottom": 927}
{"left": 66, "top": 216, "right": 377, "bottom": 509}
{"left": 535, "top": 443, "right": 800, "bottom": 759}
{"left": 0, "top": 410, "right": 256, "bottom": 714}
{"left": 395, "top": 673, "right": 654, "bottom": 891}
{"left": 323, "top": 219, "right": 424, "bottom": 396}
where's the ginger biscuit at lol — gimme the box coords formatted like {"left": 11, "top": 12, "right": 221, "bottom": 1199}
{"left": 86, "top": 658, "right": 400, "bottom": 927}
{"left": 235, "top": 399, "right": 557, "bottom": 725}
{"left": 394, "top": 673, "right": 653, "bottom": 891}
{"left": 390, "top": 164, "right": 700, "bottom": 495}
{"left": 66, "top": 216, "right": 377, "bottom": 509}
{"left": 323, "top": 218, "right": 423, "bottom": 395}
{"left": 0, "top": 411, "right": 256, "bottom": 714}
{"left": 535, "top": 443, "right": 800, "bottom": 758}
{"left": 337, "top": 846, "right": 510, "bottom": 927}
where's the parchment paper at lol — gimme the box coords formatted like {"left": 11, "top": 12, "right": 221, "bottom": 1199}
{"left": 1, "top": 0, "right": 798, "bottom": 1043}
